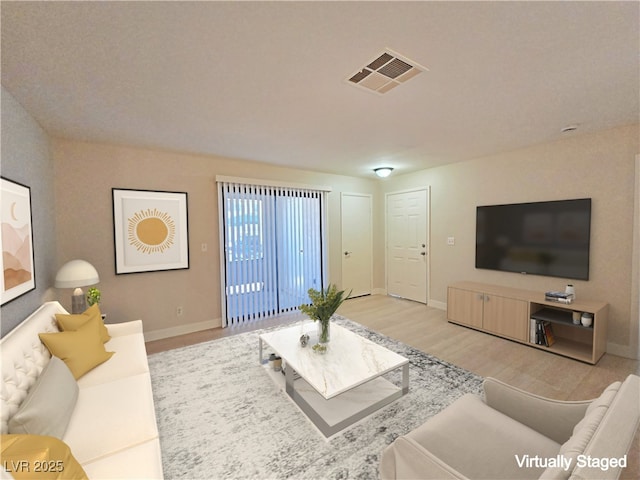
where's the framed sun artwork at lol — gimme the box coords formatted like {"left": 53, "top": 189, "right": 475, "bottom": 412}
{"left": 112, "top": 189, "right": 189, "bottom": 274}
{"left": 1, "top": 177, "right": 36, "bottom": 305}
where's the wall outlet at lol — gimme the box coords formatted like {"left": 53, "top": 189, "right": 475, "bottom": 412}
{"left": 176, "top": 306, "right": 183, "bottom": 316}
{"left": 447, "top": 236, "right": 455, "bottom": 246}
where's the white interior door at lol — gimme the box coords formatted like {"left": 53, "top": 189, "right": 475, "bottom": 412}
{"left": 341, "top": 193, "right": 372, "bottom": 297}
{"left": 387, "top": 189, "right": 428, "bottom": 303}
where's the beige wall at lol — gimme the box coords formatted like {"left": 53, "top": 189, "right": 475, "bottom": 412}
{"left": 382, "top": 124, "right": 639, "bottom": 357}
{"left": 53, "top": 124, "right": 639, "bottom": 357}
{"left": 52, "top": 140, "right": 382, "bottom": 339}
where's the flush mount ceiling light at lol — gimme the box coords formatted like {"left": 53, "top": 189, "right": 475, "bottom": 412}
{"left": 347, "top": 49, "right": 428, "bottom": 95}
{"left": 374, "top": 167, "right": 394, "bottom": 178}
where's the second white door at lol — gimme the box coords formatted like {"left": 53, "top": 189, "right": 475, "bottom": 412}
{"left": 341, "top": 193, "right": 373, "bottom": 297}
{"left": 387, "top": 189, "right": 428, "bottom": 303}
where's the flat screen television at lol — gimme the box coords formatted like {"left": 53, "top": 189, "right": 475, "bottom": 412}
{"left": 475, "top": 198, "right": 591, "bottom": 280}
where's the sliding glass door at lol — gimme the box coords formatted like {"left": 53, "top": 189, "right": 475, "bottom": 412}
{"left": 219, "top": 181, "right": 326, "bottom": 326}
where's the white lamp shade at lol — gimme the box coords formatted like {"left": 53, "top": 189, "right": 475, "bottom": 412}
{"left": 55, "top": 260, "right": 100, "bottom": 288}
{"left": 374, "top": 167, "right": 394, "bottom": 178}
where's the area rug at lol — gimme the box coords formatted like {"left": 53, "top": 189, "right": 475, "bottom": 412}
{"left": 148, "top": 316, "right": 484, "bottom": 479}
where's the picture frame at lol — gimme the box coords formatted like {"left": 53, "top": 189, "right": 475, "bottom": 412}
{"left": 1, "top": 177, "right": 36, "bottom": 305}
{"left": 112, "top": 188, "right": 189, "bottom": 274}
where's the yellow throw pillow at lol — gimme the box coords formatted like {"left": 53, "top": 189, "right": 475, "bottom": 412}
{"left": 0, "top": 434, "right": 88, "bottom": 480}
{"left": 55, "top": 303, "right": 111, "bottom": 343}
{"left": 39, "top": 315, "right": 114, "bottom": 379}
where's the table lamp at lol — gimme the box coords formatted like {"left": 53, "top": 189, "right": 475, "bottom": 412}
{"left": 55, "top": 260, "right": 100, "bottom": 313}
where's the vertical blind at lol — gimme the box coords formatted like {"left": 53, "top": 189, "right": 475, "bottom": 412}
{"left": 218, "top": 180, "right": 327, "bottom": 326}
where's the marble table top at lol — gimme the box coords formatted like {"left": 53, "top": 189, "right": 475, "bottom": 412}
{"left": 259, "top": 321, "right": 409, "bottom": 399}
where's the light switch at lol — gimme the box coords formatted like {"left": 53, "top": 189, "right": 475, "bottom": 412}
{"left": 201, "top": 243, "right": 208, "bottom": 252}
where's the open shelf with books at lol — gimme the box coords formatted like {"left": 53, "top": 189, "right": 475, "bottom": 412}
{"left": 529, "top": 301, "right": 607, "bottom": 363}
{"left": 447, "top": 281, "right": 608, "bottom": 364}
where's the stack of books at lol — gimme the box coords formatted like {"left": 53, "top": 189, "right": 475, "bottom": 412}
{"left": 530, "top": 319, "right": 555, "bottom": 347}
{"left": 545, "top": 291, "right": 574, "bottom": 304}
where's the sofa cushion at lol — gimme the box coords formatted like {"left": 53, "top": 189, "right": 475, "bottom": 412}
{"left": 81, "top": 438, "right": 164, "bottom": 480}
{"left": 8, "top": 357, "right": 78, "bottom": 438}
{"left": 56, "top": 304, "right": 111, "bottom": 343}
{"left": 406, "top": 394, "right": 561, "bottom": 479}
{"left": 62, "top": 373, "right": 159, "bottom": 465}
{"left": 39, "top": 315, "right": 114, "bottom": 379}
{"left": 77, "top": 332, "right": 150, "bottom": 388}
{"left": 0, "top": 434, "right": 88, "bottom": 480}
{"left": 540, "top": 381, "right": 622, "bottom": 480}
{"left": 105, "top": 319, "right": 144, "bottom": 338}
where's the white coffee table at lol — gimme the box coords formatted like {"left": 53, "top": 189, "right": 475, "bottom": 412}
{"left": 259, "top": 322, "right": 409, "bottom": 437}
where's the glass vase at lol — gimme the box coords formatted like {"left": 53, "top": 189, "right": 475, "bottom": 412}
{"left": 317, "top": 320, "right": 330, "bottom": 344}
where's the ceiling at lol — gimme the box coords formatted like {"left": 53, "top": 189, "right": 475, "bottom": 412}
{"left": 2, "top": 1, "right": 638, "bottom": 179}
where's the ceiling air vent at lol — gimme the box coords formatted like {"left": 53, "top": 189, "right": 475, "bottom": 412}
{"left": 347, "top": 49, "right": 427, "bottom": 94}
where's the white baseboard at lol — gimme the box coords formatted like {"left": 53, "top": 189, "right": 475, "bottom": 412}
{"left": 606, "top": 341, "right": 638, "bottom": 360}
{"left": 428, "top": 299, "right": 447, "bottom": 311}
{"left": 144, "top": 318, "right": 221, "bottom": 342}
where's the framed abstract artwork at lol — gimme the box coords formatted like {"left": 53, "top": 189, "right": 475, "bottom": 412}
{"left": 112, "top": 188, "right": 189, "bottom": 274}
{"left": 1, "top": 177, "right": 36, "bottom": 305}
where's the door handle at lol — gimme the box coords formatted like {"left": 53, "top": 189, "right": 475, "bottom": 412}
{"left": 344, "top": 251, "right": 352, "bottom": 256}
{"left": 420, "top": 252, "right": 426, "bottom": 256}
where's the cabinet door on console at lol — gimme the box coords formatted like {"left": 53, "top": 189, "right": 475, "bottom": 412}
{"left": 447, "top": 288, "right": 483, "bottom": 329}
{"left": 482, "top": 295, "right": 528, "bottom": 342}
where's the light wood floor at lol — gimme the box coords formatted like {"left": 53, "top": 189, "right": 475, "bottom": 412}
{"left": 145, "top": 294, "right": 640, "bottom": 478}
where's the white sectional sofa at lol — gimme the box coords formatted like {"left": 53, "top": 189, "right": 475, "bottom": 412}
{"left": 381, "top": 375, "right": 640, "bottom": 480}
{"left": 1, "top": 301, "right": 163, "bottom": 479}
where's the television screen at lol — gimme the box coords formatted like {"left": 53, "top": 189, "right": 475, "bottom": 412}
{"left": 475, "top": 198, "right": 591, "bottom": 280}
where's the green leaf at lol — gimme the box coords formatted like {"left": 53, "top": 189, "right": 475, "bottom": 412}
{"left": 298, "top": 284, "right": 351, "bottom": 322}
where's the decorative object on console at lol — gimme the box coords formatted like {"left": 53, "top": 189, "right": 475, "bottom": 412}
{"left": 299, "top": 284, "right": 350, "bottom": 346}
{"left": 55, "top": 260, "right": 100, "bottom": 314}
{"left": 581, "top": 312, "right": 594, "bottom": 327}
{"left": 1, "top": 177, "right": 36, "bottom": 306}
{"left": 544, "top": 290, "right": 574, "bottom": 304}
{"left": 565, "top": 284, "right": 576, "bottom": 299}
{"left": 530, "top": 319, "right": 555, "bottom": 346}
{"left": 572, "top": 311, "right": 581, "bottom": 324}
{"left": 112, "top": 188, "right": 189, "bottom": 274}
